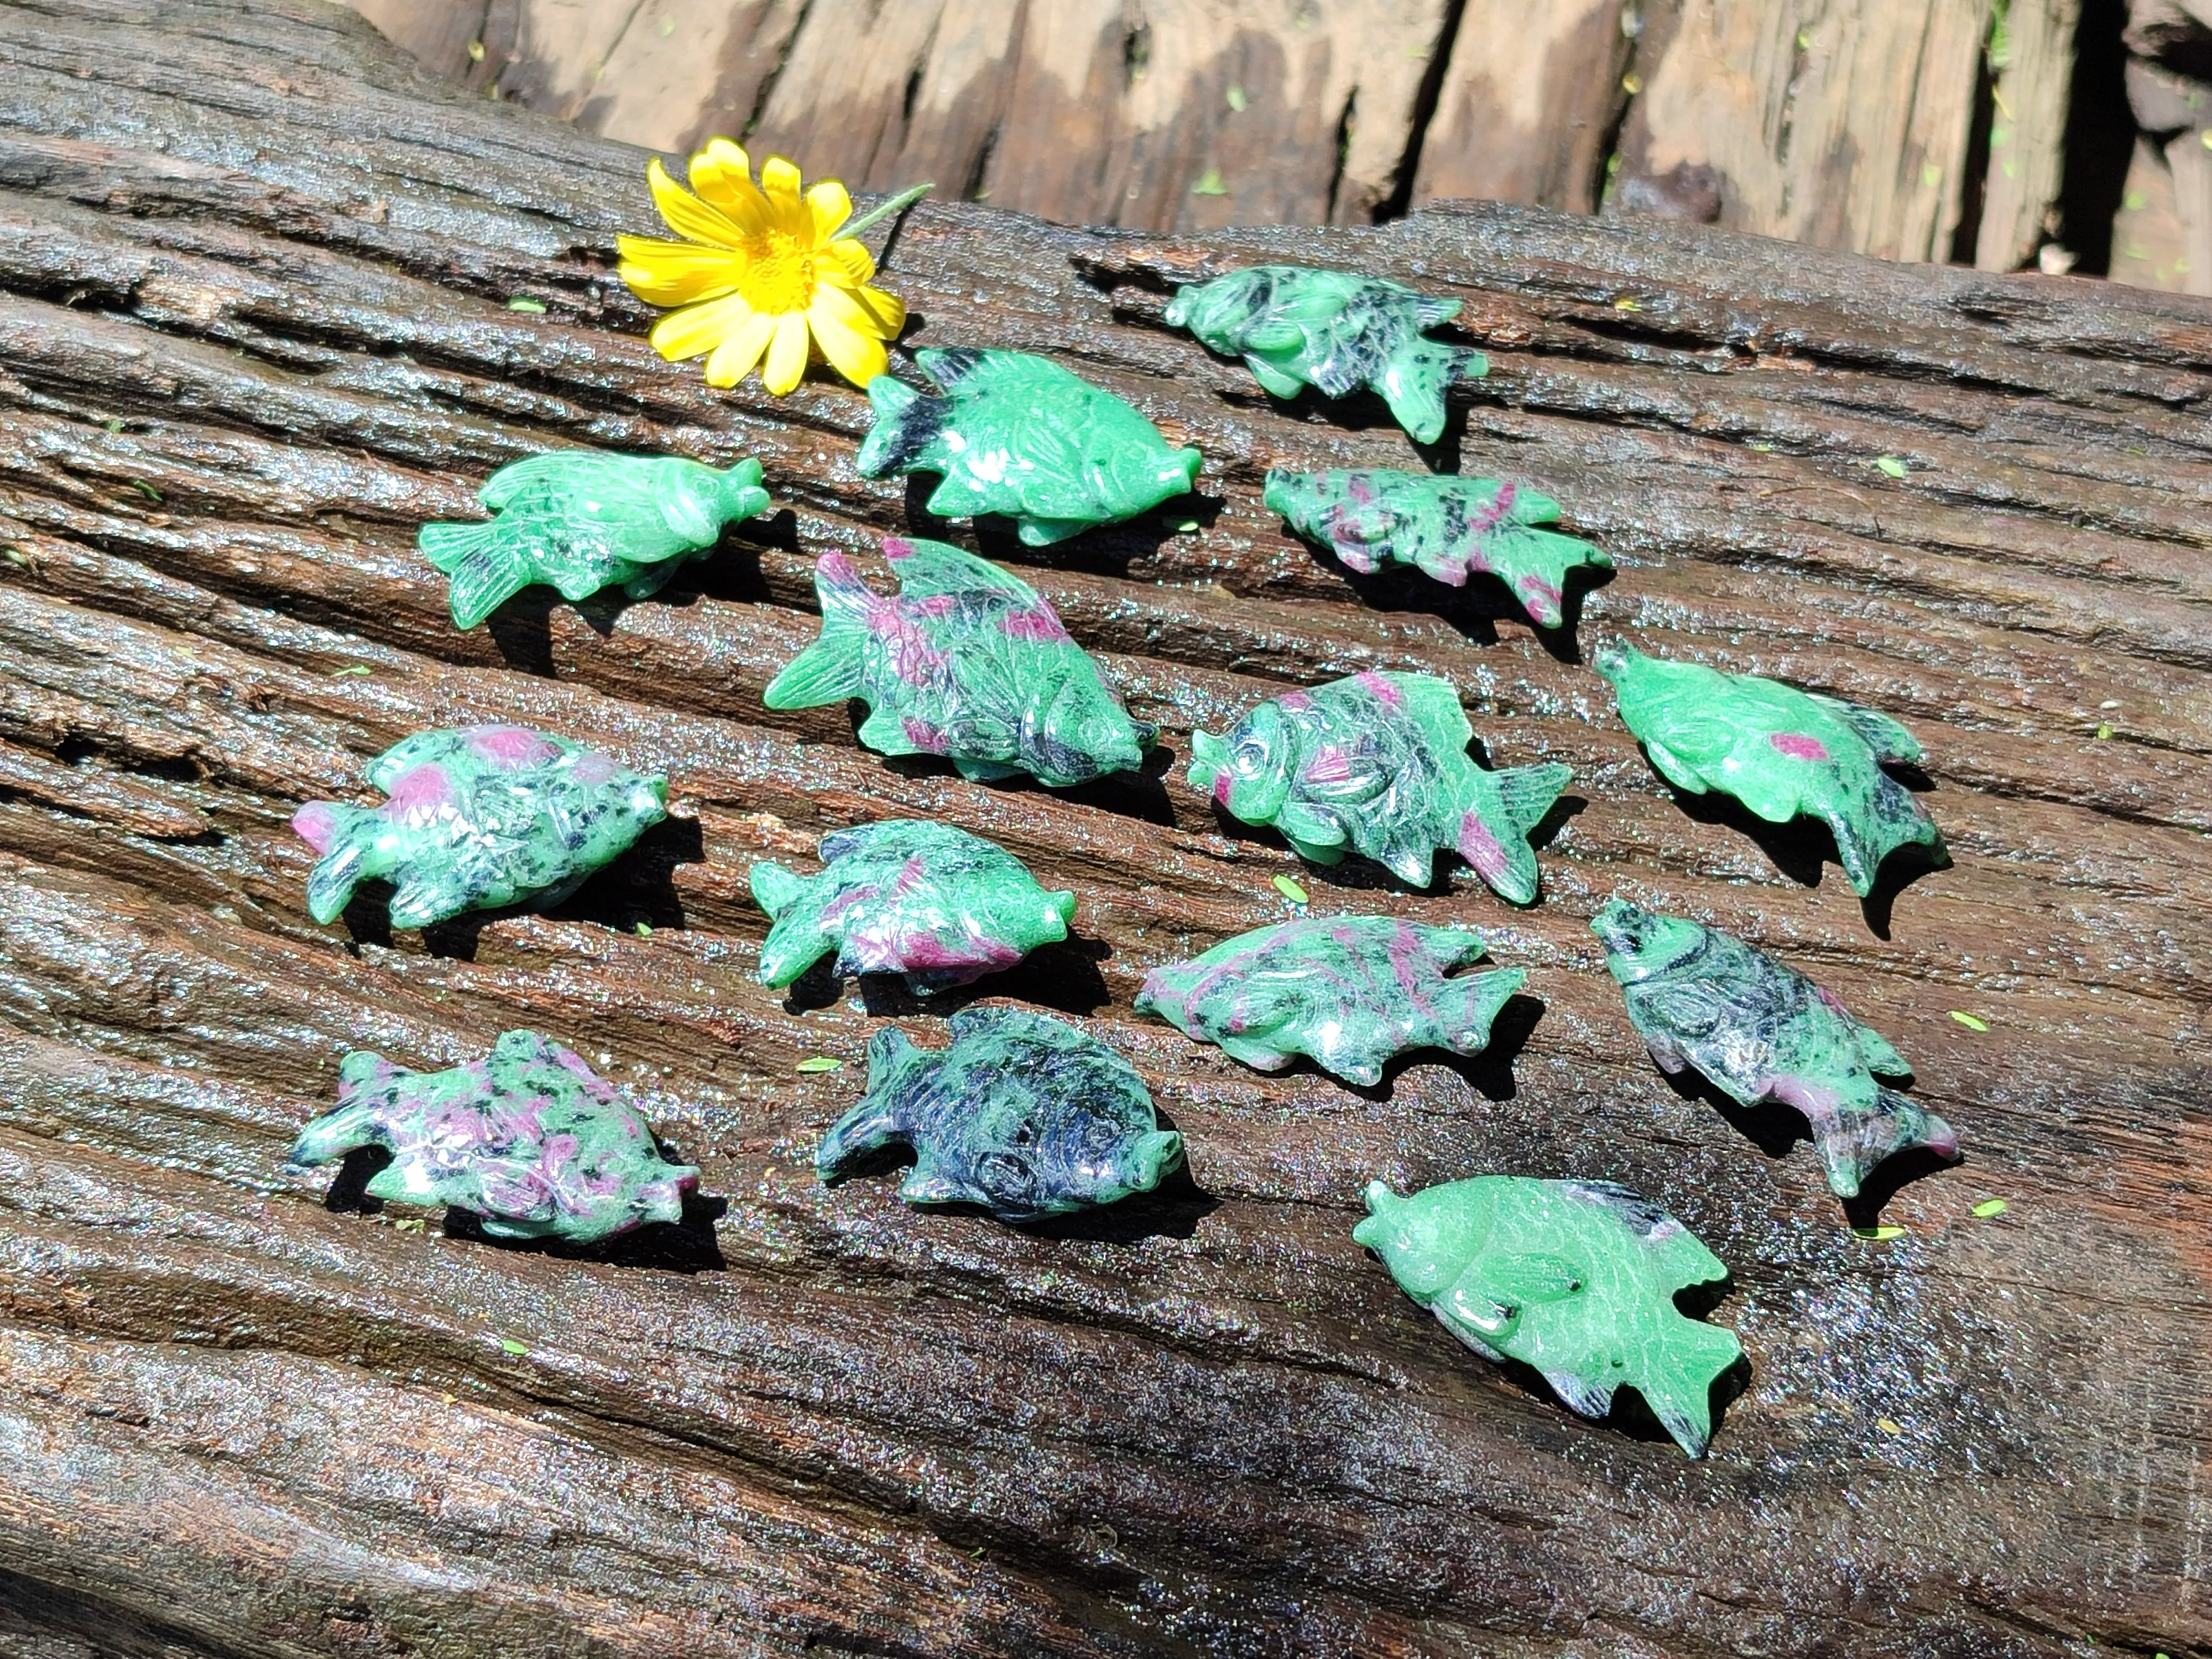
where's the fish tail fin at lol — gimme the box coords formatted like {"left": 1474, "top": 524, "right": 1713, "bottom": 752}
{"left": 1455, "top": 762, "right": 1570, "bottom": 905}
{"left": 1378, "top": 338, "right": 1489, "bottom": 446}
{"left": 293, "top": 802, "right": 393, "bottom": 925}
{"left": 815, "top": 1029, "right": 924, "bottom": 1178}
{"left": 748, "top": 860, "right": 809, "bottom": 920}
{"left": 1434, "top": 966, "right": 1525, "bottom": 1056}
{"left": 419, "top": 521, "right": 526, "bottom": 630}
{"left": 286, "top": 1082, "right": 386, "bottom": 1170}
{"left": 1637, "top": 1319, "right": 1744, "bottom": 1457}
{"left": 1819, "top": 1088, "right": 1961, "bottom": 1197}
{"left": 1827, "top": 774, "right": 1947, "bottom": 898}
{"left": 763, "top": 554, "right": 873, "bottom": 708}
{"left": 855, "top": 374, "right": 948, "bottom": 478}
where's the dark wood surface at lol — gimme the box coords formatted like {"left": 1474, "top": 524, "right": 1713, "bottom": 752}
{"left": 1, "top": 2, "right": 2209, "bottom": 1655}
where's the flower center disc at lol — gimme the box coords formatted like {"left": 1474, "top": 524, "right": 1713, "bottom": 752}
{"left": 743, "top": 232, "right": 814, "bottom": 312}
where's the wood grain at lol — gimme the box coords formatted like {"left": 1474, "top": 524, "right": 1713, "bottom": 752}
{"left": 1, "top": 1, "right": 2210, "bottom": 1655}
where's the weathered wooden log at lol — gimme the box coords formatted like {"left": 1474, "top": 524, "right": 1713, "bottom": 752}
{"left": 1, "top": 2, "right": 2209, "bottom": 1655}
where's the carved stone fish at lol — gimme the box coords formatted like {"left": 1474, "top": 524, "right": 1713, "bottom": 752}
{"left": 750, "top": 819, "right": 1077, "bottom": 994}
{"left": 419, "top": 452, "right": 770, "bottom": 629}
{"left": 1355, "top": 1175, "right": 1743, "bottom": 1457}
{"left": 1263, "top": 466, "right": 1611, "bottom": 628}
{"left": 1591, "top": 897, "right": 1960, "bottom": 1198}
{"left": 1134, "top": 915, "right": 1525, "bottom": 1087}
{"left": 289, "top": 1029, "right": 700, "bottom": 1244}
{"left": 763, "top": 536, "right": 1156, "bottom": 787}
{"left": 816, "top": 1008, "right": 1183, "bottom": 1223}
{"left": 1593, "top": 639, "right": 1945, "bottom": 896}
{"left": 857, "top": 348, "right": 1202, "bottom": 545}
{"left": 1188, "top": 670, "right": 1569, "bottom": 900}
{"left": 291, "top": 724, "right": 668, "bottom": 929}
{"left": 1163, "top": 265, "right": 1488, "bottom": 444}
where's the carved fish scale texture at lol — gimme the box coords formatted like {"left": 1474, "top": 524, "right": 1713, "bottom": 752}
{"left": 1187, "top": 670, "right": 1569, "bottom": 898}
{"left": 418, "top": 452, "right": 769, "bottom": 629}
{"left": 856, "top": 348, "right": 1201, "bottom": 546}
{"left": 750, "top": 820, "right": 1076, "bottom": 993}
{"left": 1354, "top": 1176, "right": 1743, "bottom": 1456}
{"left": 290, "top": 726, "right": 669, "bottom": 929}
{"left": 764, "top": 537, "right": 1156, "bottom": 787}
{"left": 1264, "top": 467, "right": 1613, "bottom": 627}
{"left": 1163, "top": 265, "right": 1489, "bottom": 444}
{"left": 816, "top": 1008, "right": 1183, "bottom": 1223}
{"left": 288, "top": 1030, "right": 700, "bottom": 1243}
{"left": 1592, "top": 899, "right": 1960, "bottom": 1198}
{"left": 1594, "top": 640, "right": 1944, "bottom": 896}
{"left": 1135, "top": 915, "right": 1524, "bottom": 1086}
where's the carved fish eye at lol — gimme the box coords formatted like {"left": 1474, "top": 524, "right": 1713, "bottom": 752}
{"left": 1234, "top": 735, "right": 1270, "bottom": 774}
{"left": 1011, "top": 1118, "right": 1037, "bottom": 1147}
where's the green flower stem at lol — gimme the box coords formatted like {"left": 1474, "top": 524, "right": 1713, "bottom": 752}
{"left": 845, "top": 181, "right": 933, "bottom": 239}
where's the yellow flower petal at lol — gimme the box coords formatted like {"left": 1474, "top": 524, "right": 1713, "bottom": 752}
{"left": 648, "top": 291, "right": 757, "bottom": 362}
{"left": 616, "top": 235, "right": 744, "bottom": 306}
{"left": 817, "top": 236, "right": 877, "bottom": 287}
{"left": 763, "top": 309, "right": 811, "bottom": 394}
{"left": 688, "top": 138, "right": 771, "bottom": 235}
{"left": 758, "top": 156, "right": 805, "bottom": 229}
{"left": 646, "top": 156, "right": 745, "bottom": 251}
{"left": 807, "top": 299, "right": 889, "bottom": 387}
{"left": 704, "top": 309, "right": 779, "bottom": 387}
{"left": 847, "top": 280, "right": 907, "bottom": 337}
{"left": 806, "top": 179, "right": 853, "bottom": 242}
{"left": 810, "top": 279, "right": 895, "bottom": 344}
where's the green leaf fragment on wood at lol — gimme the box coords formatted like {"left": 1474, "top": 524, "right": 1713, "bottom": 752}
{"left": 1272, "top": 874, "right": 1308, "bottom": 904}
{"left": 330, "top": 664, "right": 371, "bottom": 676}
{"left": 1873, "top": 456, "right": 1908, "bottom": 479}
{"left": 796, "top": 1056, "right": 841, "bottom": 1073}
{"left": 1853, "top": 1224, "right": 1907, "bottom": 1241}
{"left": 498, "top": 1338, "right": 527, "bottom": 1355}
{"left": 634, "top": 921, "right": 652, "bottom": 938}
{"left": 1876, "top": 1417, "right": 1903, "bottom": 1434}
{"left": 1191, "top": 169, "right": 1228, "bottom": 197}
{"left": 467, "top": 38, "right": 485, "bottom": 61}
{"left": 2096, "top": 722, "right": 2114, "bottom": 739}
{"left": 1225, "top": 84, "right": 1247, "bottom": 111}
{"left": 1949, "top": 1010, "right": 1989, "bottom": 1032}
{"left": 130, "top": 480, "right": 162, "bottom": 501}
{"left": 1972, "top": 1198, "right": 2008, "bottom": 1218}
{"left": 1175, "top": 519, "right": 1200, "bottom": 533}
{"left": 507, "top": 296, "right": 547, "bottom": 313}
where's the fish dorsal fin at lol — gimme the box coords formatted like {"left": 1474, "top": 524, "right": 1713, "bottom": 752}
{"left": 917, "top": 346, "right": 992, "bottom": 387}
{"left": 1809, "top": 692, "right": 1924, "bottom": 764}
{"left": 948, "top": 1004, "right": 1061, "bottom": 1045}
{"left": 1383, "top": 672, "right": 1474, "bottom": 753}
{"left": 1413, "top": 295, "right": 1463, "bottom": 328}
{"left": 883, "top": 537, "right": 1040, "bottom": 602}
{"left": 1488, "top": 760, "right": 1573, "bottom": 835}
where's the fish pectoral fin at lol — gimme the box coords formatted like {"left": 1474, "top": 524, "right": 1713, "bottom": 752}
{"left": 1475, "top": 1252, "right": 1587, "bottom": 1308}
{"left": 1274, "top": 800, "right": 1347, "bottom": 850}
{"left": 1242, "top": 352, "right": 1307, "bottom": 399}
{"left": 856, "top": 705, "right": 926, "bottom": 756}
{"left": 949, "top": 753, "right": 1026, "bottom": 782}
{"left": 898, "top": 1166, "right": 971, "bottom": 1207}
{"left": 1542, "top": 1368, "right": 1617, "bottom": 1421}
{"left": 1015, "top": 515, "right": 1093, "bottom": 547}
{"left": 1213, "top": 1034, "right": 1294, "bottom": 1072}
{"left": 921, "top": 474, "right": 998, "bottom": 518}
{"left": 1637, "top": 738, "right": 1710, "bottom": 796}
{"left": 1854, "top": 1022, "right": 1913, "bottom": 1081}
{"left": 1811, "top": 692, "right": 1923, "bottom": 764}
{"left": 1436, "top": 1280, "right": 1519, "bottom": 1353}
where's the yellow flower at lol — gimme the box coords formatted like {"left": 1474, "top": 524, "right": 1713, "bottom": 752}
{"left": 617, "top": 139, "right": 911, "bottom": 395}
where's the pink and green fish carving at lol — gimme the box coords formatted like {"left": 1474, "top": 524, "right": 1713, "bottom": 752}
{"left": 764, "top": 537, "right": 1156, "bottom": 787}
{"left": 1593, "top": 639, "right": 1944, "bottom": 896}
{"left": 1356, "top": 1175, "right": 1744, "bottom": 1456}
{"left": 419, "top": 452, "right": 770, "bottom": 629}
{"left": 1592, "top": 897, "right": 1959, "bottom": 1198}
{"left": 858, "top": 348, "right": 1201, "bottom": 545}
{"left": 1188, "top": 670, "right": 1569, "bottom": 899}
{"left": 750, "top": 819, "right": 1077, "bottom": 994}
{"left": 1134, "top": 915, "right": 1525, "bottom": 1086}
{"left": 288, "top": 1029, "right": 700, "bottom": 1244}
{"left": 291, "top": 724, "right": 668, "bottom": 929}
{"left": 817, "top": 1008, "right": 1183, "bottom": 1223}
{"left": 1264, "top": 467, "right": 1611, "bottom": 628}
{"left": 1163, "top": 265, "right": 1486, "bottom": 444}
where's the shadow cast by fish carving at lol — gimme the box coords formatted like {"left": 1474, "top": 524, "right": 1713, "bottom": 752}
{"left": 445, "top": 1185, "right": 730, "bottom": 1274}
{"left": 852, "top": 933, "right": 1114, "bottom": 1019}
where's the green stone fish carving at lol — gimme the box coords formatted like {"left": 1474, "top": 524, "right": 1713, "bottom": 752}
{"left": 1593, "top": 639, "right": 1945, "bottom": 897}
{"left": 817, "top": 1008, "right": 1183, "bottom": 1223}
{"left": 1264, "top": 467, "right": 1611, "bottom": 628}
{"left": 857, "top": 348, "right": 1202, "bottom": 545}
{"left": 750, "top": 819, "right": 1077, "bottom": 994}
{"left": 1188, "top": 670, "right": 1569, "bottom": 900}
{"left": 1134, "top": 915, "right": 1525, "bottom": 1086}
{"left": 763, "top": 536, "right": 1156, "bottom": 787}
{"left": 1592, "top": 897, "right": 1960, "bottom": 1198}
{"left": 419, "top": 451, "right": 770, "bottom": 629}
{"left": 1355, "top": 1175, "right": 1743, "bottom": 1457}
{"left": 1163, "top": 265, "right": 1487, "bottom": 444}
{"left": 291, "top": 725, "right": 667, "bottom": 928}
{"left": 289, "top": 1029, "right": 700, "bottom": 1244}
